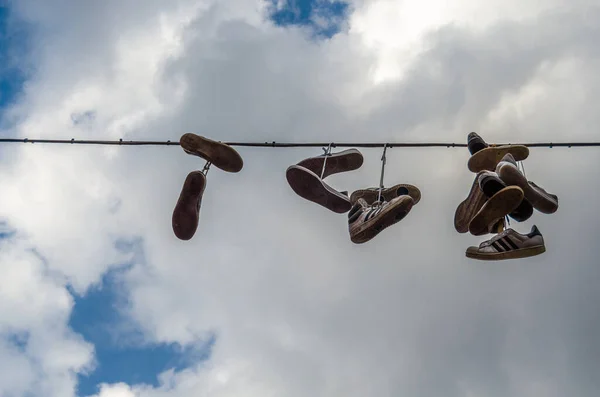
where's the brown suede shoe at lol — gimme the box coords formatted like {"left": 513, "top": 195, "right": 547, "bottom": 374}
{"left": 454, "top": 172, "right": 488, "bottom": 233}
{"left": 350, "top": 184, "right": 421, "bottom": 206}
{"left": 286, "top": 165, "right": 351, "bottom": 213}
{"left": 348, "top": 196, "right": 414, "bottom": 244}
{"left": 296, "top": 149, "right": 363, "bottom": 179}
{"left": 180, "top": 133, "right": 243, "bottom": 173}
{"left": 172, "top": 171, "right": 206, "bottom": 240}
{"left": 468, "top": 186, "right": 524, "bottom": 236}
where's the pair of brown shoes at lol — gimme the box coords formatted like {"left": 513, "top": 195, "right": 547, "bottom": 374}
{"left": 172, "top": 133, "right": 243, "bottom": 240}
{"left": 286, "top": 149, "right": 421, "bottom": 244}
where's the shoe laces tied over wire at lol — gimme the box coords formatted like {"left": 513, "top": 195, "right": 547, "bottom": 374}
{"left": 320, "top": 143, "right": 333, "bottom": 180}
{"left": 377, "top": 143, "right": 388, "bottom": 204}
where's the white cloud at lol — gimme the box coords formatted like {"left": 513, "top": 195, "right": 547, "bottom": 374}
{"left": 1, "top": 0, "right": 600, "bottom": 396}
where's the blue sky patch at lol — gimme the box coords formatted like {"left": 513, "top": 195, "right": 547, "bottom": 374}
{"left": 0, "top": 4, "right": 30, "bottom": 119}
{"left": 268, "top": 0, "right": 350, "bottom": 38}
{"left": 70, "top": 264, "right": 216, "bottom": 396}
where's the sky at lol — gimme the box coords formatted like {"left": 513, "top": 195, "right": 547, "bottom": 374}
{"left": 0, "top": 0, "right": 599, "bottom": 396}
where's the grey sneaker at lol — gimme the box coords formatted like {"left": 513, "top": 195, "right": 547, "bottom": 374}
{"left": 466, "top": 225, "right": 546, "bottom": 260}
{"left": 348, "top": 196, "right": 414, "bottom": 244}
{"left": 496, "top": 153, "right": 558, "bottom": 214}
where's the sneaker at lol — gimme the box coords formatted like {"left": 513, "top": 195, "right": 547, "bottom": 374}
{"left": 286, "top": 165, "right": 351, "bottom": 213}
{"left": 172, "top": 171, "right": 206, "bottom": 240}
{"left": 478, "top": 171, "right": 533, "bottom": 222}
{"left": 348, "top": 196, "right": 414, "bottom": 244}
{"left": 467, "top": 135, "right": 529, "bottom": 172}
{"left": 466, "top": 225, "right": 546, "bottom": 260}
{"left": 296, "top": 149, "right": 364, "bottom": 179}
{"left": 468, "top": 186, "right": 524, "bottom": 236}
{"left": 454, "top": 172, "right": 488, "bottom": 233}
{"left": 180, "top": 133, "right": 243, "bottom": 173}
{"left": 350, "top": 184, "right": 421, "bottom": 206}
{"left": 467, "top": 132, "right": 488, "bottom": 155}
{"left": 496, "top": 153, "right": 558, "bottom": 214}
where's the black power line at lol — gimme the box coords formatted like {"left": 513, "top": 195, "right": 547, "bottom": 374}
{"left": 0, "top": 138, "right": 599, "bottom": 148}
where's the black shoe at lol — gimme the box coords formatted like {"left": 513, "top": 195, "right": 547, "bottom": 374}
{"left": 478, "top": 171, "right": 533, "bottom": 223}
{"left": 467, "top": 132, "right": 488, "bottom": 155}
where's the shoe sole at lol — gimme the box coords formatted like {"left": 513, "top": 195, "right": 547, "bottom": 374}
{"left": 468, "top": 186, "right": 524, "bottom": 236}
{"left": 350, "top": 184, "right": 421, "bottom": 206}
{"left": 180, "top": 133, "right": 243, "bottom": 173}
{"left": 350, "top": 196, "right": 414, "bottom": 244}
{"left": 467, "top": 145, "right": 529, "bottom": 172}
{"left": 286, "top": 165, "right": 351, "bottom": 213}
{"left": 466, "top": 245, "right": 546, "bottom": 260}
{"left": 454, "top": 173, "right": 487, "bottom": 233}
{"left": 172, "top": 171, "right": 206, "bottom": 240}
{"left": 297, "top": 149, "right": 364, "bottom": 178}
{"left": 479, "top": 172, "right": 534, "bottom": 222}
{"left": 497, "top": 163, "right": 558, "bottom": 214}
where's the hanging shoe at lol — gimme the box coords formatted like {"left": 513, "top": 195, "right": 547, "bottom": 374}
{"left": 496, "top": 153, "right": 558, "bottom": 214}
{"left": 468, "top": 186, "right": 524, "bottom": 236}
{"left": 454, "top": 171, "right": 488, "bottom": 233}
{"left": 172, "top": 171, "right": 206, "bottom": 240}
{"left": 350, "top": 184, "right": 421, "bottom": 206}
{"left": 180, "top": 133, "right": 243, "bottom": 173}
{"left": 467, "top": 132, "right": 488, "bottom": 155}
{"left": 286, "top": 165, "right": 351, "bottom": 213}
{"left": 478, "top": 170, "right": 534, "bottom": 223}
{"left": 296, "top": 149, "right": 364, "bottom": 179}
{"left": 466, "top": 133, "right": 529, "bottom": 173}
{"left": 348, "top": 196, "right": 414, "bottom": 244}
{"left": 466, "top": 225, "right": 546, "bottom": 260}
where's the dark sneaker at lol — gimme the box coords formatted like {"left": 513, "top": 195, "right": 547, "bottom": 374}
{"left": 467, "top": 132, "right": 488, "bottom": 155}
{"left": 468, "top": 186, "right": 524, "bottom": 236}
{"left": 467, "top": 142, "right": 529, "bottom": 173}
{"left": 350, "top": 184, "right": 421, "bottom": 206}
{"left": 296, "top": 149, "right": 364, "bottom": 179}
{"left": 348, "top": 196, "right": 414, "bottom": 244}
{"left": 466, "top": 225, "right": 546, "bottom": 260}
{"left": 478, "top": 170, "right": 533, "bottom": 223}
{"left": 172, "top": 171, "right": 206, "bottom": 240}
{"left": 180, "top": 133, "right": 243, "bottom": 173}
{"left": 286, "top": 165, "right": 351, "bottom": 213}
{"left": 454, "top": 172, "right": 488, "bottom": 233}
{"left": 496, "top": 153, "right": 558, "bottom": 214}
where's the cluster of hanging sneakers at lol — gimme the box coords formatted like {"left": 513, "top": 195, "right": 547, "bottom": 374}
{"left": 286, "top": 149, "right": 420, "bottom": 244}
{"left": 455, "top": 132, "right": 558, "bottom": 261}
{"left": 171, "top": 131, "right": 559, "bottom": 262}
